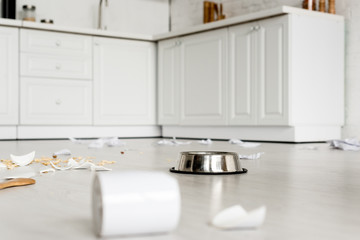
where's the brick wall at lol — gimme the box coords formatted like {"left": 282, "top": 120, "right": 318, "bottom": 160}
{"left": 171, "top": 0, "right": 359, "bottom": 139}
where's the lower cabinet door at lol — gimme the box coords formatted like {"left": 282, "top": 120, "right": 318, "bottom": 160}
{"left": 20, "top": 78, "right": 92, "bottom": 125}
{"left": 93, "top": 37, "right": 156, "bottom": 125}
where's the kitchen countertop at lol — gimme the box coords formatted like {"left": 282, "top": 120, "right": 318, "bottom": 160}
{"left": 0, "top": 6, "right": 344, "bottom": 41}
{"left": 0, "top": 138, "right": 359, "bottom": 240}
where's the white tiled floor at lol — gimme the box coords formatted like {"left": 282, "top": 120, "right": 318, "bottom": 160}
{"left": 0, "top": 138, "right": 359, "bottom": 239}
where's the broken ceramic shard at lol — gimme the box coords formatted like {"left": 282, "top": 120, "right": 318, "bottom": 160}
{"left": 211, "top": 205, "right": 266, "bottom": 229}
{"left": 157, "top": 137, "right": 192, "bottom": 146}
{"left": 50, "top": 158, "right": 111, "bottom": 172}
{"left": 329, "top": 138, "right": 360, "bottom": 151}
{"left": 198, "top": 139, "right": 212, "bottom": 145}
{"left": 238, "top": 152, "right": 264, "bottom": 160}
{"left": 39, "top": 168, "right": 56, "bottom": 175}
{"left": 70, "top": 136, "right": 126, "bottom": 149}
{"left": 50, "top": 161, "right": 72, "bottom": 171}
{"left": 229, "top": 139, "right": 261, "bottom": 148}
{"left": 52, "top": 149, "right": 71, "bottom": 157}
{"left": 10, "top": 151, "right": 36, "bottom": 166}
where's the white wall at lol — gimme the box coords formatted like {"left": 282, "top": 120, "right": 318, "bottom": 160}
{"left": 170, "top": 0, "right": 359, "bottom": 139}
{"left": 14, "top": 0, "right": 169, "bottom": 34}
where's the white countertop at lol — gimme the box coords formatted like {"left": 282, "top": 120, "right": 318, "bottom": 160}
{"left": 0, "top": 138, "right": 359, "bottom": 240}
{"left": 0, "top": 6, "right": 344, "bottom": 42}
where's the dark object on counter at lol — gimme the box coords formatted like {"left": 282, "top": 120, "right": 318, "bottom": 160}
{"left": 302, "top": 0, "right": 316, "bottom": 10}
{"left": 1, "top": 0, "right": 16, "bottom": 19}
{"left": 319, "top": 0, "right": 326, "bottom": 12}
{"left": 22, "top": 5, "right": 36, "bottom": 22}
{"left": 203, "top": 1, "right": 225, "bottom": 24}
{"left": 40, "top": 19, "right": 54, "bottom": 24}
{"left": 328, "top": 0, "right": 336, "bottom": 14}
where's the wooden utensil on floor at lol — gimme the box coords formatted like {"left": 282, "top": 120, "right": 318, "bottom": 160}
{"left": 0, "top": 178, "right": 36, "bottom": 190}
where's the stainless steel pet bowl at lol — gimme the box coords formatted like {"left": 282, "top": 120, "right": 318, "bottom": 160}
{"left": 170, "top": 151, "right": 247, "bottom": 175}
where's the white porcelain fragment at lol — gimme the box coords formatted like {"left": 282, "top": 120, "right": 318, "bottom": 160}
{"left": 198, "top": 139, "right": 212, "bottom": 145}
{"left": 329, "top": 138, "right": 360, "bottom": 151}
{"left": 53, "top": 149, "right": 71, "bottom": 156}
{"left": 229, "top": 139, "right": 261, "bottom": 148}
{"left": 50, "top": 161, "right": 72, "bottom": 171}
{"left": 157, "top": 137, "right": 192, "bottom": 146}
{"left": 238, "top": 152, "right": 264, "bottom": 160}
{"left": 211, "top": 205, "right": 266, "bottom": 229}
{"left": 10, "top": 151, "right": 36, "bottom": 166}
{"left": 40, "top": 168, "right": 56, "bottom": 175}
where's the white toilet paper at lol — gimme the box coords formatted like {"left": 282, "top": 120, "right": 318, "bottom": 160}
{"left": 92, "top": 171, "right": 181, "bottom": 237}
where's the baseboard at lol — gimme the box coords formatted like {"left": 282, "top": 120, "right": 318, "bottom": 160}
{"left": 161, "top": 125, "right": 342, "bottom": 142}
{"left": 0, "top": 126, "right": 17, "bottom": 139}
{"left": 17, "top": 126, "right": 162, "bottom": 139}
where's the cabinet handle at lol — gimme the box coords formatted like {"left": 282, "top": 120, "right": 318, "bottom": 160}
{"left": 55, "top": 64, "right": 61, "bottom": 70}
{"left": 94, "top": 42, "right": 99, "bottom": 46}
{"left": 255, "top": 25, "right": 260, "bottom": 31}
{"left": 55, "top": 99, "right": 62, "bottom": 105}
{"left": 55, "top": 41, "right": 61, "bottom": 47}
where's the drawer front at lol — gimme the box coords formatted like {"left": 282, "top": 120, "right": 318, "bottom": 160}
{"left": 20, "top": 77, "right": 92, "bottom": 125}
{"left": 21, "top": 29, "right": 92, "bottom": 56}
{"left": 21, "top": 53, "right": 92, "bottom": 79}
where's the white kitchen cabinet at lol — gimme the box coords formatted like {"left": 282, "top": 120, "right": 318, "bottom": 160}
{"left": 19, "top": 29, "right": 93, "bottom": 126}
{"left": 158, "top": 38, "right": 180, "bottom": 125}
{"left": 228, "top": 16, "right": 288, "bottom": 125}
{"left": 158, "top": 29, "right": 227, "bottom": 125}
{"left": 94, "top": 37, "right": 156, "bottom": 125}
{"left": 0, "top": 26, "right": 18, "bottom": 125}
{"left": 20, "top": 78, "right": 92, "bottom": 125}
{"left": 161, "top": 13, "right": 344, "bottom": 142}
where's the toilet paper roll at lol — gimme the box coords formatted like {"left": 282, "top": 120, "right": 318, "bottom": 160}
{"left": 92, "top": 171, "right": 181, "bottom": 237}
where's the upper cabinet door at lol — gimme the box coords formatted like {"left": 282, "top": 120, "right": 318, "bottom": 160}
{"left": 257, "top": 16, "right": 289, "bottom": 125}
{"left": 0, "top": 27, "right": 18, "bottom": 125}
{"left": 94, "top": 37, "right": 156, "bottom": 125}
{"left": 228, "top": 22, "right": 258, "bottom": 125}
{"left": 158, "top": 38, "right": 180, "bottom": 125}
{"left": 180, "top": 29, "right": 228, "bottom": 125}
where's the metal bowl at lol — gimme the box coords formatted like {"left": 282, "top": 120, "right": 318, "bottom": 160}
{"left": 170, "top": 151, "right": 247, "bottom": 175}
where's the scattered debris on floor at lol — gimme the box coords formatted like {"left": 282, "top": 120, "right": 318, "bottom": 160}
{"left": 229, "top": 139, "right": 261, "bottom": 148}
{"left": 238, "top": 152, "right": 264, "bottom": 160}
{"left": 69, "top": 137, "right": 126, "bottom": 149}
{"left": 157, "top": 137, "right": 192, "bottom": 146}
{"left": 211, "top": 205, "right": 266, "bottom": 229}
{"left": 198, "top": 139, "right": 212, "bottom": 145}
{"left": 329, "top": 138, "right": 360, "bottom": 151}
{"left": 10, "top": 151, "right": 35, "bottom": 167}
{"left": 52, "top": 149, "right": 71, "bottom": 158}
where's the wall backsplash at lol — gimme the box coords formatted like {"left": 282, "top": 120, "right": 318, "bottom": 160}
{"left": 13, "top": 0, "right": 169, "bottom": 34}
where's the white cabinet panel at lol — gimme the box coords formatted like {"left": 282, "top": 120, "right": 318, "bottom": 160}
{"left": 21, "top": 29, "right": 92, "bottom": 56}
{"left": 228, "top": 22, "right": 257, "bottom": 125}
{"left": 0, "top": 27, "right": 18, "bottom": 125}
{"left": 228, "top": 15, "right": 289, "bottom": 126}
{"left": 94, "top": 37, "right": 156, "bottom": 125}
{"left": 258, "top": 16, "right": 288, "bottom": 125}
{"left": 21, "top": 53, "right": 92, "bottom": 79}
{"left": 180, "top": 29, "right": 227, "bottom": 125}
{"left": 20, "top": 78, "right": 92, "bottom": 125}
{"left": 158, "top": 38, "right": 180, "bottom": 125}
